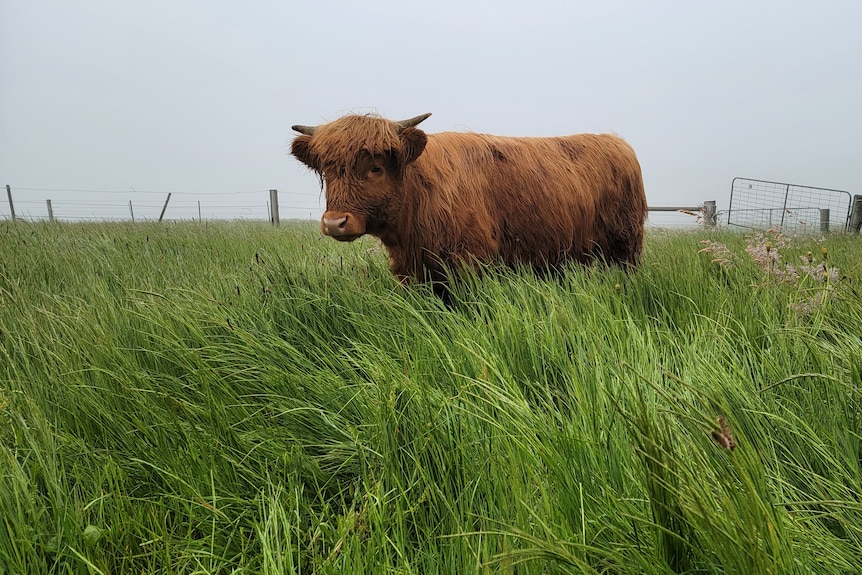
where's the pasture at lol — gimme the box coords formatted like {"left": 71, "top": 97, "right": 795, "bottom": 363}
{"left": 1, "top": 220, "right": 861, "bottom": 574}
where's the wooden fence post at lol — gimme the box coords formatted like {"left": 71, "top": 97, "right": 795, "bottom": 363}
{"left": 158, "top": 193, "right": 172, "bottom": 222}
{"left": 5, "top": 185, "right": 15, "bottom": 222}
{"left": 819, "top": 209, "right": 830, "bottom": 234}
{"left": 703, "top": 200, "right": 717, "bottom": 227}
{"left": 849, "top": 195, "right": 862, "bottom": 233}
{"left": 269, "top": 189, "right": 280, "bottom": 225}
{"left": 129, "top": 200, "right": 135, "bottom": 223}
{"left": 47, "top": 199, "right": 54, "bottom": 222}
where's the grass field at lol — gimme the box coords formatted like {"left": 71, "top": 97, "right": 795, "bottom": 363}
{"left": 1, "top": 220, "right": 861, "bottom": 574}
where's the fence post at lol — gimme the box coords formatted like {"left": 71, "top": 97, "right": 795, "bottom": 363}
{"left": 129, "top": 200, "right": 135, "bottom": 223}
{"left": 703, "top": 200, "right": 716, "bottom": 227}
{"left": 819, "top": 209, "right": 830, "bottom": 234}
{"left": 269, "top": 189, "right": 280, "bottom": 226}
{"left": 158, "top": 193, "right": 172, "bottom": 222}
{"left": 47, "top": 199, "right": 54, "bottom": 222}
{"left": 5, "top": 185, "right": 15, "bottom": 222}
{"left": 848, "top": 195, "right": 862, "bottom": 233}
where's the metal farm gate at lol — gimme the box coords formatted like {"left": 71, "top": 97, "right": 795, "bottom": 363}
{"left": 728, "top": 177, "right": 853, "bottom": 233}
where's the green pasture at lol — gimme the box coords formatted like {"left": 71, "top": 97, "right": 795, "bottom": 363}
{"left": 1, "top": 220, "right": 860, "bottom": 574}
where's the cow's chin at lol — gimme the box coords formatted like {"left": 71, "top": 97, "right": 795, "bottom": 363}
{"left": 330, "top": 233, "right": 363, "bottom": 242}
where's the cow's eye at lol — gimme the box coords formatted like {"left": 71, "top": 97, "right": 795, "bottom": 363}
{"left": 370, "top": 165, "right": 383, "bottom": 175}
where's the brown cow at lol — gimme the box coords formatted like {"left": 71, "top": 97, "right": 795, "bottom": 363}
{"left": 291, "top": 113, "right": 647, "bottom": 287}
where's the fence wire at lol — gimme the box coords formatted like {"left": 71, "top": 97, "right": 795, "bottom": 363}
{"left": 3, "top": 187, "right": 321, "bottom": 222}
{"left": 728, "top": 178, "right": 852, "bottom": 233}
{"left": 5, "top": 185, "right": 717, "bottom": 229}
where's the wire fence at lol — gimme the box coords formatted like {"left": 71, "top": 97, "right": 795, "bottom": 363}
{"left": 2, "top": 186, "right": 321, "bottom": 222}
{"left": 3, "top": 184, "right": 719, "bottom": 229}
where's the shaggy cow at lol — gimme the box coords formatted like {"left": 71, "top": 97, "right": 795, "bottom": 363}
{"left": 291, "top": 113, "right": 647, "bottom": 286}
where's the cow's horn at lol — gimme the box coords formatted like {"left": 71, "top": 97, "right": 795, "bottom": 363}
{"left": 291, "top": 124, "right": 317, "bottom": 136}
{"left": 395, "top": 113, "right": 432, "bottom": 132}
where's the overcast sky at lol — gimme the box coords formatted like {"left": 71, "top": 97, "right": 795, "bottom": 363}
{"left": 1, "top": 1, "right": 859, "bottom": 223}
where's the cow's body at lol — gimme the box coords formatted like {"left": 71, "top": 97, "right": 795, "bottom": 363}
{"left": 291, "top": 113, "right": 647, "bottom": 284}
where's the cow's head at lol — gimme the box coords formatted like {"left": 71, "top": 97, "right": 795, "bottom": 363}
{"left": 291, "top": 113, "right": 430, "bottom": 241}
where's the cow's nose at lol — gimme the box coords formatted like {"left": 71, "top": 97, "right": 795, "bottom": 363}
{"left": 321, "top": 211, "right": 364, "bottom": 240}
{"left": 322, "top": 215, "right": 348, "bottom": 235}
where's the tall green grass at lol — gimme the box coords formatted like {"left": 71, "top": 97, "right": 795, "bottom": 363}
{"left": 1, "top": 221, "right": 860, "bottom": 574}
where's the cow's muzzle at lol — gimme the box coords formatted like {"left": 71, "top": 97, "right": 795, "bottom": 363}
{"left": 321, "top": 211, "right": 364, "bottom": 241}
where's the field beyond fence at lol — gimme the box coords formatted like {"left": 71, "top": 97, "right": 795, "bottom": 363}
{"left": 1, "top": 221, "right": 861, "bottom": 574}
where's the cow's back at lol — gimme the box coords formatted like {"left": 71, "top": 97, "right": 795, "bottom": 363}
{"left": 403, "top": 132, "right": 647, "bottom": 270}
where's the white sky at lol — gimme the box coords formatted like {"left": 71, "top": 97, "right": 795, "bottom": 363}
{"left": 1, "top": 0, "right": 860, "bottom": 223}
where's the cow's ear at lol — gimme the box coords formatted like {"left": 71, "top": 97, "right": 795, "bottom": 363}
{"left": 399, "top": 128, "right": 427, "bottom": 165}
{"left": 291, "top": 136, "right": 318, "bottom": 170}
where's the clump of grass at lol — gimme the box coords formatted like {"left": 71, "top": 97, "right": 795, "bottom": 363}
{"left": 699, "top": 228, "right": 854, "bottom": 320}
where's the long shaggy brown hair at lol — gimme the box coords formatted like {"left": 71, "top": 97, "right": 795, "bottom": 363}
{"left": 292, "top": 113, "right": 647, "bottom": 284}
